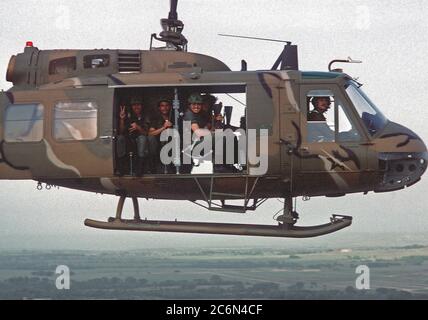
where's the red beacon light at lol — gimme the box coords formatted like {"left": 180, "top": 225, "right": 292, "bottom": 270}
{"left": 25, "top": 41, "right": 34, "bottom": 47}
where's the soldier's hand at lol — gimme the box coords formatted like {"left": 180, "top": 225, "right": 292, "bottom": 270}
{"left": 129, "top": 122, "right": 138, "bottom": 133}
{"left": 119, "top": 105, "right": 127, "bottom": 120}
{"left": 215, "top": 114, "right": 224, "bottom": 122}
{"left": 163, "top": 120, "right": 173, "bottom": 128}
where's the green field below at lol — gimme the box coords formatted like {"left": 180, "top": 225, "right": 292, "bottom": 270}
{"left": 0, "top": 244, "right": 427, "bottom": 299}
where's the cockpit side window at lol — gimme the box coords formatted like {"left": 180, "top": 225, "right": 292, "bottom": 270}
{"left": 306, "top": 90, "right": 335, "bottom": 142}
{"left": 337, "top": 100, "right": 362, "bottom": 142}
{"left": 306, "top": 89, "right": 361, "bottom": 143}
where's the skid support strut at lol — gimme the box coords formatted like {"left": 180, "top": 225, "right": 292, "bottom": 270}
{"left": 110, "top": 195, "right": 141, "bottom": 222}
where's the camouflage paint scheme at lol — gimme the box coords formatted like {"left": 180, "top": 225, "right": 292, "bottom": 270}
{"left": 0, "top": 46, "right": 427, "bottom": 202}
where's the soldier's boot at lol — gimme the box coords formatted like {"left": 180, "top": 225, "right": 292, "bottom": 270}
{"left": 135, "top": 157, "right": 145, "bottom": 177}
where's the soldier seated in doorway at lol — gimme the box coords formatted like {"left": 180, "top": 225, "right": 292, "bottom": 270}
{"left": 180, "top": 93, "right": 211, "bottom": 173}
{"left": 181, "top": 93, "right": 236, "bottom": 174}
{"left": 147, "top": 98, "right": 174, "bottom": 173}
{"left": 201, "top": 93, "right": 223, "bottom": 130}
{"left": 117, "top": 97, "right": 150, "bottom": 176}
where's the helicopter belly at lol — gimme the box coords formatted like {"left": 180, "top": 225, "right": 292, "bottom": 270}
{"left": 39, "top": 175, "right": 285, "bottom": 200}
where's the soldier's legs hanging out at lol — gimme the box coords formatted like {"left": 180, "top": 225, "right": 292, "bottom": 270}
{"left": 116, "top": 135, "right": 129, "bottom": 175}
{"left": 116, "top": 135, "right": 135, "bottom": 175}
{"left": 147, "top": 135, "right": 161, "bottom": 173}
{"left": 135, "top": 135, "right": 149, "bottom": 175}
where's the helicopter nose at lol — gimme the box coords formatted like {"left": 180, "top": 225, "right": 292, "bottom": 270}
{"left": 375, "top": 151, "right": 428, "bottom": 192}
{"left": 374, "top": 122, "right": 428, "bottom": 192}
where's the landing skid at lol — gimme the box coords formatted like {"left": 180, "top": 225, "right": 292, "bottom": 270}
{"left": 84, "top": 196, "right": 353, "bottom": 238}
{"left": 85, "top": 215, "right": 352, "bottom": 238}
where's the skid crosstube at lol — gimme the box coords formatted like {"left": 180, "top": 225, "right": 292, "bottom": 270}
{"left": 84, "top": 215, "right": 352, "bottom": 238}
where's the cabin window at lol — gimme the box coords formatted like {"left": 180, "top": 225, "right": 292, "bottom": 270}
{"left": 4, "top": 103, "right": 44, "bottom": 143}
{"left": 306, "top": 90, "right": 361, "bottom": 142}
{"left": 49, "top": 57, "right": 76, "bottom": 75}
{"left": 53, "top": 101, "right": 98, "bottom": 141}
{"left": 83, "top": 54, "right": 110, "bottom": 69}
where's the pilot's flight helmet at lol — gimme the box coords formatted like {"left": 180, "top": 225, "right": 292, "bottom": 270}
{"left": 188, "top": 93, "right": 203, "bottom": 104}
{"left": 311, "top": 96, "right": 331, "bottom": 107}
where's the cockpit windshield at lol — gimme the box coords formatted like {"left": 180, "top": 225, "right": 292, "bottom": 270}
{"left": 345, "top": 81, "right": 388, "bottom": 136}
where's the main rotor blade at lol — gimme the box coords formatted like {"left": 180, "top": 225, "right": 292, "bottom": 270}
{"left": 218, "top": 34, "right": 291, "bottom": 44}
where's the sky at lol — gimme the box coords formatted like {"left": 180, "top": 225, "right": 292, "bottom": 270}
{"left": 0, "top": 0, "right": 427, "bottom": 250}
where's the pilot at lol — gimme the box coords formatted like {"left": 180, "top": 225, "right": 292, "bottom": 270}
{"left": 308, "top": 96, "right": 331, "bottom": 121}
{"left": 147, "top": 99, "right": 174, "bottom": 173}
{"left": 307, "top": 96, "right": 335, "bottom": 142}
{"left": 119, "top": 97, "right": 149, "bottom": 176}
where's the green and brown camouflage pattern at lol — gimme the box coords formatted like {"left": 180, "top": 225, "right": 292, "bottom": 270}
{"left": 0, "top": 45, "right": 427, "bottom": 201}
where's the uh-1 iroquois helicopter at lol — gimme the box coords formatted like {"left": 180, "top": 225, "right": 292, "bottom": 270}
{"left": 0, "top": 0, "right": 427, "bottom": 238}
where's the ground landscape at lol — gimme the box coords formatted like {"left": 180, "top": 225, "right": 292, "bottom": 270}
{"left": 0, "top": 237, "right": 427, "bottom": 299}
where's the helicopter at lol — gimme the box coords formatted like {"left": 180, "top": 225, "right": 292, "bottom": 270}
{"left": 0, "top": 0, "right": 426, "bottom": 238}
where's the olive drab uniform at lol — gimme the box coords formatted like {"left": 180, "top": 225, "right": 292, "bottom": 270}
{"left": 117, "top": 97, "right": 151, "bottom": 176}
{"left": 146, "top": 112, "right": 175, "bottom": 173}
{"left": 307, "top": 109, "right": 327, "bottom": 122}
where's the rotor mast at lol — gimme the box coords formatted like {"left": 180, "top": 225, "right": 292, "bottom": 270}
{"left": 168, "top": 0, "right": 178, "bottom": 20}
{"left": 150, "top": 0, "right": 188, "bottom": 51}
